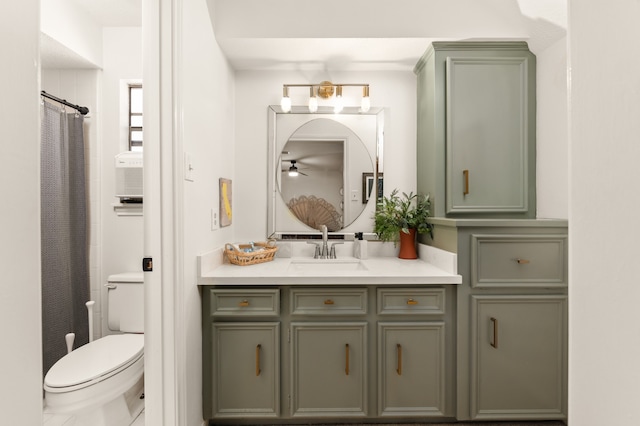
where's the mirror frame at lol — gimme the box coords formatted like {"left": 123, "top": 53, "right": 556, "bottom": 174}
{"left": 267, "top": 105, "right": 384, "bottom": 239}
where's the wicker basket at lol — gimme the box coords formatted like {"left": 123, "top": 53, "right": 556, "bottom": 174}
{"left": 224, "top": 240, "right": 278, "bottom": 266}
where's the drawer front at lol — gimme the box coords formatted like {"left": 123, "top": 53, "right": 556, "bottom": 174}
{"left": 209, "top": 289, "right": 280, "bottom": 317}
{"left": 291, "top": 288, "right": 368, "bottom": 316}
{"left": 377, "top": 288, "right": 446, "bottom": 315}
{"left": 471, "top": 234, "right": 567, "bottom": 288}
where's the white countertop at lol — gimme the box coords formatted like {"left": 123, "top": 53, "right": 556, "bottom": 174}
{"left": 197, "top": 243, "right": 461, "bottom": 286}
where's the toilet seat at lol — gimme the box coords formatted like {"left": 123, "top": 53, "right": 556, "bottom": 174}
{"left": 44, "top": 334, "right": 144, "bottom": 393}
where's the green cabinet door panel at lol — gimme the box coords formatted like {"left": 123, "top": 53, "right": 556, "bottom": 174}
{"left": 378, "top": 322, "right": 446, "bottom": 416}
{"left": 446, "top": 57, "right": 530, "bottom": 214}
{"left": 290, "top": 322, "right": 368, "bottom": 417}
{"left": 471, "top": 295, "right": 566, "bottom": 420}
{"left": 209, "top": 323, "right": 280, "bottom": 418}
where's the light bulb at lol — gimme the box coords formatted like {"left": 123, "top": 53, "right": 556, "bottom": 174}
{"left": 360, "top": 96, "right": 370, "bottom": 113}
{"left": 281, "top": 96, "right": 291, "bottom": 113}
{"left": 281, "top": 86, "right": 291, "bottom": 113}
{"left": 334, "top": 85, "right": 344, "bottom": 114}
{"left": 360, "top": 86, "right": 370, "bottom": 112}
{"left": 308, "top": 87, "right": 318, "bottom": 113}
{"left": 288, "top": 170, "right": 299, "bottom": 177}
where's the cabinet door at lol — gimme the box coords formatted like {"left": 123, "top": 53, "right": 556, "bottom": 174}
{"left": 378, "top": 322, "right": 445, "bottom": 416}
{"left": 290, "top": 322, "right": 367, "bottom": 417}
{"left": 209, "top": 323, "right": 279, "bottom": 418}
{"left": 446, "top": 56, "right": 533, "bottom": 215}
{"left": 471, "top": 295, "right": 566, "bottom": 420}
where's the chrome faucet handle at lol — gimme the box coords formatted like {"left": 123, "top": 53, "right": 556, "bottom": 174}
{"left": 329, "top": 242, "right": 344, "bottom": 259}
{"left": 306, "top": 241, "right": 322, "bottom": 259}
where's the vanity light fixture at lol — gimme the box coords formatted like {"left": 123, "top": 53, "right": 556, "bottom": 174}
{"left": 280, "top": 81, "right": 370, "bottom": 113}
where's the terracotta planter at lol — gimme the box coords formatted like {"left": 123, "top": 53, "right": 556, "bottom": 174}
{"left": 398, "top": 228, "right": 417, "bottom": 259}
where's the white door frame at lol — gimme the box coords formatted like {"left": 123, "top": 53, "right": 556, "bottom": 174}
{"left": 143, "top": 0, "right": 186, "bottom": 424}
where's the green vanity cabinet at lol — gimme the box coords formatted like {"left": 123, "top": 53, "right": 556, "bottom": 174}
{"left": 202, "top": 284, "right": 456, "bottom": 423}
{"left": 415, "top": 42, "right": 537, "bottom": 218}
{"left": 425, "top": 218, "right": 568, "bottom": 422}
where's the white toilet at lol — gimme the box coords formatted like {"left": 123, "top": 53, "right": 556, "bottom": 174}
{"left": 44, "top": 272, "right": 144, "bottom": 426}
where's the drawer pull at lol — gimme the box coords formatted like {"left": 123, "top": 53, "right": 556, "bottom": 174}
{"left": 463, "top": 169, "right": 470, "bottom": 196}
{"left": 324, "top": 299, "right": 335, "bottom": 305}
{"left": 345, "top": 344, "right": 350, "bottom": 375}
{"left": 406, "top": 298, "right": 418, "bottom": 306}
{"left": 238, "top": 299, "right": 250, "bottom": 307}
{"left": 256, "top": 344, "right": 261, "bottom": 376}
{"left": 516, "top": 258, "right": 530, "bottom": 264}
{"left": 396, "top": 344, "right": 403, "bottom": 375}
{"left": 490, "top": 317, "right": 498, "bottom": 349}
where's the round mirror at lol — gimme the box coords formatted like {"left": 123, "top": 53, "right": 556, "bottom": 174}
{"left": 277, "top": 118, "right": 374, "bottom": 231}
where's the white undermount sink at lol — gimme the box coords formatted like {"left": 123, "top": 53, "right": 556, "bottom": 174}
{"left": 288, "top": 258, "right": 369, "bottom": 273}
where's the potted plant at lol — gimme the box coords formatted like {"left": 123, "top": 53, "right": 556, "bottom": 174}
{"left": 373, "top": 189, "right": 433, "bottom": 259}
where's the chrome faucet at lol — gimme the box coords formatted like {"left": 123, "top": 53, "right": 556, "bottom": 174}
{"left": 320, "top": 225, "right": 329, "bottom": 259}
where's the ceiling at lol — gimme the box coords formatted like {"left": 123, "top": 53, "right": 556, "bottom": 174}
{"left": 41, "top": 0, "right": 566, "bottom": 71}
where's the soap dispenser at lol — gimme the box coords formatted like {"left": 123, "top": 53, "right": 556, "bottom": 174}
{"left": 354, "top": 232, "right": 368, "bottom": 259}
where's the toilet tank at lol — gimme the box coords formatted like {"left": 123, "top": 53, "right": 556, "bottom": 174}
{"left": 107, "top": 272, "right": 144, "bottom": 333}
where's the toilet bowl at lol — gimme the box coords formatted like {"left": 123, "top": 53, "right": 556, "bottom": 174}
{"left": 43, "top": 272, "right": 144, "bottom": 426}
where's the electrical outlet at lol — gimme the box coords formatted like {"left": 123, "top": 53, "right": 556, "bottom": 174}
{"left": 351, "top": 189, "right": 359, "bottom": 201}
{"left": 211, "top": 209, "right": 219, "bottom": 231}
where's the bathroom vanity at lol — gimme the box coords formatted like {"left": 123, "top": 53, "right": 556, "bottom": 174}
{"left": 199, "top": 219, "right": 568, "bottom": 424}
{"left": 198, "top": 246, "right": 461, "bottom": 422}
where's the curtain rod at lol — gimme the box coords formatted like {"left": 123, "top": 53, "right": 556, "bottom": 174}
{"left": 41, "top": 91, "right": 90, "bottom": 116}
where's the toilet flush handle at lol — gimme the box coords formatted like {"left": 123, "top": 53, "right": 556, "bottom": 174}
{"left": 105, "top": 284, "right": 117, "bottom": 290}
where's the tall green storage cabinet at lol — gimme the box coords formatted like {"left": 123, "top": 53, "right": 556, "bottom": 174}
{"left": 415, "top": 42, "right": 537, "bottom": 218}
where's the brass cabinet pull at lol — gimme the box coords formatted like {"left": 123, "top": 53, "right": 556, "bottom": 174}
{"left": 345, "top": 344, "right": 350, "bottom": 375}
{"left": 406, "top": 298, "right": 418, "bottom": 306}
{"left": 463, "top": 169, "right": 470, "bottom": 195}
{"left": 239, "top": 299, "right": 250, "bottom": 307}
{"left": 516, "top": 258, "right": 530, "bottom": 264}
{"left": 396, "top": 344, "right": 403, "bottom": 375}
{"left": 256, "top": 344, "right": 261, "bottom": 376}
{"left": 324, "top": 299, "right": 335, "bottom": 305}
{"left": 490, "top": 317, "right": 498, "bottom": 349}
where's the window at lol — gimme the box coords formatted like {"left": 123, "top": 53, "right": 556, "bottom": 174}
{"left": 129, "top": 85, "right": 143, "bottom": 151}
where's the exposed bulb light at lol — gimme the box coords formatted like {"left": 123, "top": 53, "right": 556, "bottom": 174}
{"left": 308, "top": 86, "right": 318, "bottom": 113}
{"left": 360, "top": 86, "right": 370, "bottom": 113}
{"left": 288, "top": 161, "right": 299, "bottom": 177}
{"left": 280, "top": 86, "right": 291, "bottom": 113}
{"left": 334, "top": 85, "right": 344, "bottom": 114}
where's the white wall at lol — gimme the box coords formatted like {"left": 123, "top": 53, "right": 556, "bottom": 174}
{"left": 181, "top": 0, "right": 236, "bottom": 424}
{"left": 233, "top": 70, "right": 417, "bottom": 241}
{"left": 100, "top": 27, "right": 144, "bottom": 335}
{"left": 568, "top": 1, "right": 640, "bottom": 424}
{"left": 41, "top": 0, "right": 103, "bottom": 67}
{"left": 41, "top": 69, "right": 102, "bottom": 336}
{"left": 536, "top": 36, "right": 568, "bottom": 219}
{"left": 0, "top": 0, "right": 43, "bottom": 423}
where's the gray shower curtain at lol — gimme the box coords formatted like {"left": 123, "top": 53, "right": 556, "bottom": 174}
{"left": 41, "top": 100, "right": 90, "bottom": 376}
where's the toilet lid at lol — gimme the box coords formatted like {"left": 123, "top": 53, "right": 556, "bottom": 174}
{"left": 45, "top": 334, "right": 144, "bottom": 389}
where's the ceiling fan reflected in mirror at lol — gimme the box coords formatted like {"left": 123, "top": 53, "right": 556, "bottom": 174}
{"left": 287, "top": 160, "right": 308, "bottom": 177}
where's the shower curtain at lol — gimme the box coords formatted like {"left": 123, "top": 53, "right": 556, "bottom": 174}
{"left": 41, "top": 100, "right": 90, "bottom": 376}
